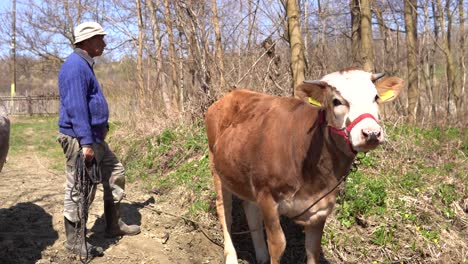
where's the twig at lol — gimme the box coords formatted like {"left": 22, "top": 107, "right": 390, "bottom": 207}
{"left": 198, "top": 226, "right": 223, "bottom": 248}
{"left": 234, "top": 38, "right": 281, "bottom": 87}
{"left": 142, "top": 204, "right": 223, "bottom": 248}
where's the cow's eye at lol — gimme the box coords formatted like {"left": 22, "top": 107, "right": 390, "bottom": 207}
{"left": 332, "top": 99, "right": 342, "bottom": 106}
{"left": 375, "top": 95, "right": 380, "bottom": 102}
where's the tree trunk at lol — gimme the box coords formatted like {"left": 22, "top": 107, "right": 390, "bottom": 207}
{"left": 134, "top": 0, "right": 145, "bottom": 105}
{"left": 10, "top": 0, "right": 16, "bottom": 97}
{"left": 431, "top": 1, "right": 439, "bottom": 119}
{"left": 350, "top": 0, "right": 361, "bottom": 66}
{"left": 146, "top": 0, "right": 171, "bottom": 114}
{"left": 436, "top": 0, "right": 457, "bottom": 118}
{"left": 247, "top": 0, "right": 259, "bottom": 51}
{"left": 404, "top": 0, "right": 419, "bottom": 123}
{"left": 420, "top": 0, "right": 437, "bottom": 120}
{"left": 303, "top": 1, "right": 310, "bottom": 71}
{"left": 163, "top": 0, "right": 180, "bottom": 112}
{"left": 316, "top": 0, "right": 328, "bottom": 74}
{"left": 374, "top": 4, "right": 389, "bottom": 70}
{"left": 457, "top": 0, "right": 465, "bottom": 121}
{"left": 211, "top": 0, "right": 225, "bottom": 89}
{"left": 184, "top": 3, "right": 211, "bottom": 99}
{"left": 359, "top": 0, "right": 374, "bottom": 72}
{"left": 285, "top": 0, "right": 305, "bottom": 95}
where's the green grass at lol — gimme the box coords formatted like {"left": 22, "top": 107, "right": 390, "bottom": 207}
{"left": 113, "top": 119, "right": 212, "bottom": 216}
{"left": 336, "top": 170, "right": 388, "bottom": 228}
{"left": 327, "top": 124, "right": 466, "bottom": 261}
{"left": 372, "top": 224, "right": 395, "bottom": 246}
{"left": 9, "top": 116, "right": 63, "bottom": 172}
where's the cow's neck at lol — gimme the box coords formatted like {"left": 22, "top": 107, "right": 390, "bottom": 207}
{"left": 324, "top": 126, "right": 356, "bottom": 179}
{"left": 302, "top": 120, "right": 355, "bottom": 184}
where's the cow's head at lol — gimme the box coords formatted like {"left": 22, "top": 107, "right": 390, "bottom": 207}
{"left": 296, "top": 69, "right": 404, "bottom": 153}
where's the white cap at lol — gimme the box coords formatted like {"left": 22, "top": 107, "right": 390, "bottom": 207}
{"left": 73, "top": 22, "right": 107, "bottom": 44}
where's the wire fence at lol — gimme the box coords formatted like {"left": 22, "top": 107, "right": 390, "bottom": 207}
{"left": 0, "top": 95, "right": 59, "bottom": 115}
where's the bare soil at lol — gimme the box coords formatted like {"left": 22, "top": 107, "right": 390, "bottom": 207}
{"left": 0, "top": 149, "right": 313, "bottom": 264}
{"left": 0, "top": 128, "right": 224, "bottom": 264}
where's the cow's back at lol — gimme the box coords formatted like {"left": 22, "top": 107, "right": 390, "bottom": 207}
{"left": 206, "top": 90, "right": 261, "bottom": 144}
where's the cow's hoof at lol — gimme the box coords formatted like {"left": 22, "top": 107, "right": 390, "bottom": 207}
{"left": 225, "top": 254, "right": 238, "bottom": 264}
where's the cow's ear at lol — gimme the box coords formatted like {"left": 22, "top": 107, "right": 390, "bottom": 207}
{"left": 375, "top": 77, "right": 404, "bottom": 103}
{"left": 295, "top": 80, "right": 328, "bottom": 108}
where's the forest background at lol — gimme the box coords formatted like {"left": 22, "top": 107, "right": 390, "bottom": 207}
{"left": 0, "top": 0, "right": 466, "bottom": 128}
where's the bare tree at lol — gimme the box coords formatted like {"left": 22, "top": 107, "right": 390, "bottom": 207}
{"left": 284, "top": 0, "right": 305, "bottom": 94}
{"left": 11, "top": 0, "right": 85, "bottom": 63}
{"left": 360, "top": 0, "right": 375, "bottom": 72}
{"left": 373, "top": 2, "right": 392, "bottom": 70}
{"left": 436, "top": 0, "right": 457, "bottom": 117}
{"left": 163, "top": 0, "right": 180, "bottom": 111}
{"left": 404, "top": 0, "right": 419, "bottom": 122}
{"left": 211, "top": 0, "right": 225, "bottom": 89}
{"left": 10, "top": 0, "right": 16, "bottom": 97}
{"left": 146, "top": 0, "right": 171, "bottom": 114}
{"left": 1, "top": 0, "right": 466, "bottom": 125}
{"left": 420, "top": 0, "right": 437, "bottom": 119}
{"left": 350, "top": 0, "right": 361, "bottom": 66}
{"left": 135, "top": 0, "right": 145, "bottom": 104}
{"left": 171, "top": 1, "right": 213, "bottom": 112}
{"left": 457, "top": 0, "right": 465, "bottom": 120}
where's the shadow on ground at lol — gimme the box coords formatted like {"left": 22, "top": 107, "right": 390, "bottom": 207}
{"left": 89, "top": 197, "right": 154, "bottom": 252}
{"left": 230, "top": 196, "right": 330, "bottom": 264}
{"left": 0, "top": 202, "right": 59, "bottom": 264}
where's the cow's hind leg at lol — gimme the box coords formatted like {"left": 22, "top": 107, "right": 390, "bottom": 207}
{"left": 243, "top": 200, "right": 269, "bottom": 263}
{"left": 257, "top": 191, "right": 286, "bottom": 264}
{"left": 304, "top": 219, "right": 326, "bottom": 264}
{"left": 210, "top": 153, "right": 237, "bottom": 263}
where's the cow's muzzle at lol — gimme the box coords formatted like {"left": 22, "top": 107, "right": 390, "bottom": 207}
{"left": 362, "top": 129, "right": 381, "bottom": 144}
{"left": 327, "top": 113, "right": 379, "bottom": 155}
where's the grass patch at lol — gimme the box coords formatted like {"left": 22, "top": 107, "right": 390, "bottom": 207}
{"left": 114, "top": 119, "right": 212, "bottom": 216}
{"left": 327, "top": 123, "right": 466, "bottom": 262}
{"left": 398, "top": 171, "right": 424, "bottom": 195}
{"left": 9, "top": 116, "right": 63, "bottom": 172}
{"left": 336, "top": 171, "right": 387, "bottom": 228}
{"left": 372, "top": 224, "right": 395, "bottom": 246}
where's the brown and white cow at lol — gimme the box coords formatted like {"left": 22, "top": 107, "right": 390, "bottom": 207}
{"left": 205, "top": 68, "right": 404, "bottom": 264}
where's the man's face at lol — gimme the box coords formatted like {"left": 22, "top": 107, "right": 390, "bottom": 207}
{"left": 85, "top": 35, "right": 106, "bottom": 57}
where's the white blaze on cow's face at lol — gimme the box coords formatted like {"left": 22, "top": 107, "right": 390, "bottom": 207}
{"left": 297, "top": 69, "right": 404, "bottom": 153}
{"left": 321, "top": 70, "right": 383, "bottom": 152}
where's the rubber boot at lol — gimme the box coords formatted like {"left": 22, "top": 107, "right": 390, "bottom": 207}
{"left": 104, "top": 201, "right": 141, "bottom": 237}
{"left": 64, "top": 217, "right": 103, "bottom": 257}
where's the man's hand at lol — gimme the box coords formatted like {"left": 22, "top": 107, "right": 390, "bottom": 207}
{"left": 82, "top": 146, "right": 95, "bottom": 163}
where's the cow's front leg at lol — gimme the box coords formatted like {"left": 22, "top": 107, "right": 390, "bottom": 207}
{"left": 304, "top": 219, "right": 326, "bottom": 264}
{"left": 257, "top": 191, "right": 285, "bottom": 264}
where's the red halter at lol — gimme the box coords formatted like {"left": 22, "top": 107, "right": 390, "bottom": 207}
{"left": 318, "top": 110, "right": 377, "bottom": 155}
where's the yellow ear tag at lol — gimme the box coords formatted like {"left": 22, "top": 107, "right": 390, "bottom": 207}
{"left": 379, "top": 90, "right": 395, "bottom": 102}
{"left": 308, "top": 97, "right": 322, "bottom": 107}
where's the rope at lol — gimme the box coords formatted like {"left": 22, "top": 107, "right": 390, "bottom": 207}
{"left": 290, "top": 158, "right": 359, "bottom": 221}
{"left": 70, "top": 149, "right": 101, "bottom": 263}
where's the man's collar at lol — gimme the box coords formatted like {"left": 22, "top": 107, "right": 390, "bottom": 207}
{"left": 74, "top": 48, "right": 95, "bottom": 68}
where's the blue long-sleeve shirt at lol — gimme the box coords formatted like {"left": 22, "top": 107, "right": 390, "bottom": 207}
{"left": 58, "top": 49, "right": 109, "bottom": 146}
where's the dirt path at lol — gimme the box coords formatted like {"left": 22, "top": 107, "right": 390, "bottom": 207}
{"left": 0, "top": 126, "right": 224, "bottom": 264}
